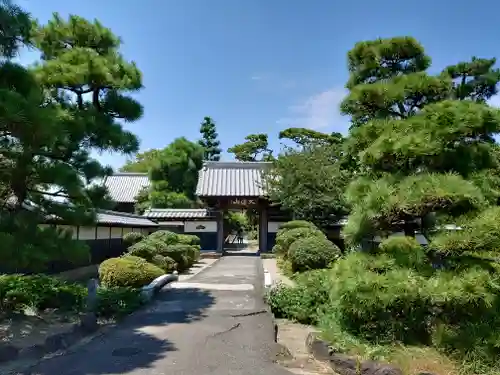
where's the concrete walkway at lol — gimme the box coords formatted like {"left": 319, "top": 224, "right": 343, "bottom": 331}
{"left": 19, "top": 256, "right": 292, "bottom": 375}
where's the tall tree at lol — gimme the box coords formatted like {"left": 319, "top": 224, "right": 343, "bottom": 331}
{"left": 1, "top": 13, "right": 143, "bottom": 224}
{"left": 198, "top": 116, "right": 221, "bottom": 161}
{"left": 228, "top": 133, "right": 273, "bottom": 161}
{"left": 0, "top": 0, "right": 32, "bottom": 58}
{"left": 341, "top": 36, "right": 500, "bottom": 248}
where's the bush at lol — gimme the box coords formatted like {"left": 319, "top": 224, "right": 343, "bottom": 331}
{"left": 288, "top": 236, "right": 340, "bottom": 272}
{"left": 146, "top": 230, "right": 180, "bottom": 245}
{"left": 0, "top": 274, "right": 86, "bottom": 313}
{"left": 278, "top": 220, "right": 318, "bottom": 231}
{"left": 95, "top": 287, "right": 146, "bottom": 319}
{"left": 127, "top": 241, "right": 156, "bottom": 261}
{"left": 99, "top": 256, "right": 164, "bottom": 288}
{"left": 377, "top": 236, "right": 428, "bottom": 269}
{"left": 150, "top": 255, "right": 177, "bottom": 273}
{"left": 327, "top": 252, "right": 500, "bottom": 346}
{"left": 266, "top": 269, "right": 331, "bottom": 325}
{"left": 274, "top": 227, "right": 325, "bottom": 257}
{"left": 176, "top": 234, "right": 201, "bottom": 246}
{"left": 161, "top": 244, "right": 199, "bottom": 271}
{"left": 123, "top": 232, "right": 145, "bottom": 247}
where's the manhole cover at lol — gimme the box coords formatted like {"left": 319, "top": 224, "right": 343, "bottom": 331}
{"left": 112, "top": 347, "right": 142, "bottom": 357}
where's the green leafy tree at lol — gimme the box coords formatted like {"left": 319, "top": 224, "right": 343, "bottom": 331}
{"left": 267, "top": 144, "right": 351, "bottom": 226}
{"left": 228, "top": 133, "right": 273, "bottom": 161}
{"left": 132, "top": 138, "right": 204, "bottom": 212}
{"left": 0, "top": 0, "right": 32, "bottom": 58}
{"left": 120, "top": 149, "right": 161, "bottom": 173}
{"left": 198, "top": 116, "right": 221, "bottom": 161}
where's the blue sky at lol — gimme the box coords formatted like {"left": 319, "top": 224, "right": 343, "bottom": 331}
{"left": 16, "top": 0, "right": 500, "bottom": 169}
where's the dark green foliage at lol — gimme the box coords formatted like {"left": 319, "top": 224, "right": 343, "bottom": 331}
{"left": 266, "top": 269, "right": 331, "bottom": 325}
{"left": 123, "top": 232, "right": 145, "bottom": 247}
{"left": 0, "top": 274, "right": 86, "bottom": 313}
{"left": 0, "top": 223, "right": 90, "bottom": 273}
{"left": 288, "top": 236, "right": 341, "bottom": 272}
{"left": 99, "top": 256, "right": 164, "bottom": 288}
{"left": 228, "top": 133, "right": 273, "bottom": 161}
{"left": 279, "top": 127, "right": 343, "bottom": 148}
{"left": 0, "top": 0, "right": 32, "bottom": 58}
{"left": 198, "top": 116, "right": 221, "bottom": 161}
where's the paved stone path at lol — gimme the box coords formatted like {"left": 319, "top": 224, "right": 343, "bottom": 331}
{"left": 18, "top": 255, "right": 292, "bottom": 375}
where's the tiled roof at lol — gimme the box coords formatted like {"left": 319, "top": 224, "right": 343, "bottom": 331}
{"left": 143, "top": 208, "right": 212, "bottom": 219}
{"left": 103, "top": 173, "right": 150, "bottom": 203}
{"left": 96, "top": 210, "right": 158, "bottom": 227}
{"left": 195, "top": 161, "right": 270, "bottom": 197}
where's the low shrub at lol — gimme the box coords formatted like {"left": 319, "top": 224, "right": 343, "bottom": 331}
{"left": 288, "top": 236, "right": 340, "bottom": 272}
{"left": 274, "top": 227, "right": 325, "bottom": 257}
{"left": 99, "top": 256, "right": 164, "bottom": 288}
{"left": 146, "top": 230, "right": 180, "bottom": 245}
{"left": 162, "top": 244, "right": 199, "bottom": 271}
{"left": 95, "top": 287, "right": 146, "bottom": 319}
{"left": 150, "top": 255, "right": 177, "bottom": 273}
{"left": 127, "top": 241, "right": 156, "bottom": 261}
{"left": 123, "top": 232, "right": 145, "bottom": 247}
{"left": 278, "top": 220, "right": 318, "bottom": 232}
{"left": 176, "top": 234, "right": 201, "bottom": 246}
{"left": 376, "top": 236, "right": 428, "bottom": 270}
{"left": 0, "top": 274, "right": 86, "bottom": 313}
{"left": 266, "top": 269, "right": 331, "bottom": 325}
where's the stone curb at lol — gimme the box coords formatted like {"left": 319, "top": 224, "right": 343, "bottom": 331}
{"left": 305, "top": 332, "right": 405, "bottom": 375}
{"left": 0, "top": 272, "right": 179, "bottom": 370}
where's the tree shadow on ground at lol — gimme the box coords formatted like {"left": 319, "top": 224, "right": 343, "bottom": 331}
{"left": 20, "top": 287, "right": 215, "bottom": 375}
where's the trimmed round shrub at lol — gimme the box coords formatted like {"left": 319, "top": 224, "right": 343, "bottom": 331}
{"left": 279, "top": 220, "right": 318, "bottom": 231}
{"left": 162, "top": 244, "right": 199, "bottom": 271}
{"left": 176, "top": 234, "right": 201, "bottom": 246}
{"left": 127, "top": 241, "right": 156, "bottom": 261}
{"left": 274, "top": 227, "right": 326, "bottom": 257}
{"left": 123, "top": 232, "right": 145, "bottom": 247}
{"left": 288, "top": 236, "right": 340, "bottom": 272}
{"left": 147, "top": 230, "right": 180, "bottom": 245}
{"left": 99, "top": 256, "right": 164, "bottom": 288}
{"left": 151, "top": 255, "right": 177, "bottom": 273}
{"left": 377, "top": 236, "right": 427, "bottom": 269}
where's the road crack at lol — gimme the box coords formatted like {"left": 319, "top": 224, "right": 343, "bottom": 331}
{"left": 230, "top": 309, "right": 268, "bottom": 318}
{"left": 210, "top": 323, "right": 241, "bottom": 337}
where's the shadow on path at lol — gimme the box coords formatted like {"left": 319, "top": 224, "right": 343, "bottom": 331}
{"left": 19, "top": 288, "right": 216, "bottom": 375}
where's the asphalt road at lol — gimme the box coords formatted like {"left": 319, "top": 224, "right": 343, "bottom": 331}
{"left": 19, "top": 255, "right": 292, "bottom": 375}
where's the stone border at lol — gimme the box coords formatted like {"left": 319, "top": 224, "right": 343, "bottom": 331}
{"left": 305, "top": 332, "right": 405, "bottom": 375}
{"left": 0, "top": 272, "right": 178, "bottom": 367}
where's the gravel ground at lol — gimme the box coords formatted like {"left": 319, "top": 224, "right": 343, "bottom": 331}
{"left": 16, "top": 255, "right": 293, "bottom": 375}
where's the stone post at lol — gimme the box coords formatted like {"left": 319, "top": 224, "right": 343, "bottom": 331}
{"left": 80, "top": 278, "right": 99, "bottom": 333}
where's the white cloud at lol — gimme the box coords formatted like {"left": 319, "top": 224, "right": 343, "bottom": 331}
{"left": 278, "top": 87, "right": 350, "bottom": 133}
{"left": 488, "top": 94, "right": 500, "bottom": 107}
{"left": 251, "top": 75, "right": 263, "bottom": 81}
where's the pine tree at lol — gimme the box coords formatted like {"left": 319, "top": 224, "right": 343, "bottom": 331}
{"left": 198, "top": 116, "right": 221, "bottom": 161}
